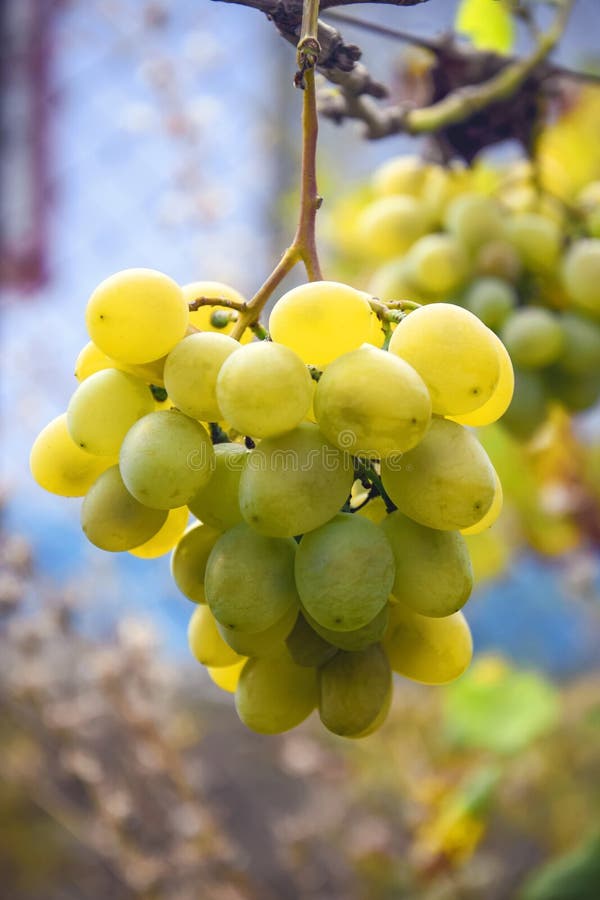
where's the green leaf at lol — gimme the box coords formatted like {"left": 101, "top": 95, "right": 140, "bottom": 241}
{"left": 455, "top": 0, "right": 515, "bottom": 55}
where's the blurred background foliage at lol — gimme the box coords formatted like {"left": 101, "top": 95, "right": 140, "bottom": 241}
{"left": 1, "top": 0, "right": 600, "bottom": 897}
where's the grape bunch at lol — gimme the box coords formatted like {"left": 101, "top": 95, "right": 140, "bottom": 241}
{"left": 31, "top": 268, "right": 511, "bottom": 738}
{"left": 331, "top": 155, "right": 600, "bottom": 441}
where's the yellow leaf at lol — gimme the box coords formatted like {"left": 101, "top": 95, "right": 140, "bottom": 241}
{"left": 456, "top": 0, "right": 515, "bottom": 55}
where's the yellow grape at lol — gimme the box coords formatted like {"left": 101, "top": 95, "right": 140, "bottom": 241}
{"left": 216, "top": 341, "right": 312, "bottom": 438}
{"left": 170, "top": 523, "right": 221, "bottom": 603}
{"left": 450, "top": 332, "right": 514, "bottom": 426}
{"left": 207, "top": 659, "right": 247, "bottom": 693}
{"left": 460, "top": 473, "right": 503, "bottom": 535}
{"left": 184, "top": 280, "right": 252, "bottom": 342}
{"left": 505, "top": 212, "right": 561, "bottom": 274}
{"left": 129, "top": 506, "right": 189, "bottom": 558}
{"left": 74, "top": 341, "right": 114, "bottom": 381}
{"left": 388, "top": 304, "right": 501, "bottom": 416}
{"left": 269, "top": 281, "right": 374, "bottom": 367}
{"left": 561, "top": 239, "right": 600, "bottom": 315}
{"left": 383, "top": 603, "right": 473, "bottom": 684}
{"left": 188, "top": 605, "right": 244, "bottom": 668}
{"left": 163, "top": 332, "right": 240, "bottom": 421}
{"left": 444, "top": 192, "right": 504, "bottom": 253}
{"left": 86, "top": 268, "right": 188, "bottom": 364}
{"left": 372, "top": 155, "right": 428, "bottom": 197}
{"left": 81, "top": 466, "right": 167, "bottom": 552}
{"left": 404, "top": 234, "right": 469, "bottom": 297}
{"left": 357, "top": 195, "right": 428, "bottom": 260}
{"left": 235, "top": 654, "right": 318, "bottom": 734}
{"left": 30, "top": 414, "right": 115, "bottom": 497}
{"left": 356, "top": 496, "right": 388, "bottom": 524}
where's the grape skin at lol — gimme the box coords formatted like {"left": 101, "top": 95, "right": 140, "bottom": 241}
{"left": 189, "top": 442, "right": 247, "bottom": 531}
{"left": 129, "top": 506, "right": 189, "bottom": 559}
{"left": 319, "top": 644, "right": 391, "bottom": 737}
{"left": 164, "top": 332, "right": 240, "bottom": 421}
{"left": 286, "top": 613, "right": 338, "bottom": 667}
{"left": 501, "top": 308, "right": 564, "bottom": 369}
{"left": 170, "top": 523, "right": 221, "bottom": 604}
{"left": 207, "top": 659, "right": 247, "bottom": 693}
{"left": 303, "top": 603, "right": 389, "bottom": 652}
{"left": 357, "top": 195, "right": 428, "bottom": 260}
{"left": 188, "top": 605, "right": 244, "bottom": 668}
{"left": 217, "top": 603, "right": 299, "bottom": 659}
{"left": 383, "top": 603, "right": 473, "bottom": 684}
{"left": 81, "top": 466, "right": 167, "bottom": 552}
{"left": 30, "top": 414, "right": 115, "bottom": 498}
{"left": 235, "top": 655, "right": 318, "bottom": 734}
{"left": 450, "top": 336, "right": 514, "bottom": 427}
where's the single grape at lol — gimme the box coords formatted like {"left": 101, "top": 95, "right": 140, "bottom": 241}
{"left": 368, "top": 258, "right": 422, "bottom": 304}
{"left": 318, "top": 644, "right": 391, "bottom": 737}
{"left": 474, "top": 238, "right": 522, "bottom": 283}
{"left": 461, "top": 472, "right": 503, "bottom": 535}
{"left": 30, "top": 414, "right": 115, "bottom": 497}
{"left": 119, "top": 410, "right": 215, "bottom": 509}
{"left": 501, "top": 308, "right": 564, "bottom": 369}
{"left": 217, "top": 603, "right": 299, "bottom": 659}
{"left": 74, "top": 341, "right": 115, "bottom": 381}
{"left": 381, "top": 511, "right": 473, "bottom": 617}
{"left": 286, "top": 613, "right": 338, "bottom": 667}
{"left": 216, "top": 341, "right": 312, "bottom": 438}
{"left": 67, "top": 369, "right": 155, "bottom": 456}
{"left": 235, "top": 654, "right": 318, "bottom": 734}
{"left": 86, "top": 268, "right": 188, "bottom": 364}
{"left": 184, "top": 281, "right": 251, "bottom": 343}
{"left": 505, "top": 212, "right": 561, "bottom": 273}
{"left": 303, "top": 603, "right": 389, "bottom": 651}
{"left": 501, "top": 369, "right": 548, "bottom": 440}
{"left": 314, "top": 346, "right": 432, "bottom": 459}
{"left": 372, "top": 155, "right": 427, "bottom": 197}
{"left": 164, "top": 332, "right": 239, "bottom": 421}
{"left": 356, "top": 195, "right": 428, "bottom": 260}
{"left": 295, "top": 514, "right": 395, "bottom": 632}
{"left": 189, "top": 442, "right": 247, "bottom": 530}
{"left": 81, "top": 465, "right": 166, "bottom": 552}
{"left": 188, "top": 605, "right": 244, "bottom": 668}
{"left": 206, "top": 523, "right": 299, "bottom": 633}
{"left": 381, "top": 418, "right": 496, "bottom": 531}
{"left": 404, "top": 233, "right": 469, "bottom": 297}
{"left": 562, "top": 239, "right": 600, "bottom": 315}
{"left": 238, "top": 422, "right": 353, "bottom": 537}
{"left": 463, "top": 277, "right": 517, "bottom": 330}
{"left": 450, "top": 335, "right": 514, "bottom": 427}
{"left": 444, "top": 193, "right": 504, "bottom": 253}
{"left": 558, "top": 312, "right": 600, "bottom": 375}
{"left": 383, "top": 603, "right": 473, "bottom": 684}
{"left": 269, "top": 281, "right": 374, "bottom": 367}
{"left": 129, "top": 506, "right": 189, "bottom": 559}
{"left": 388, "top": 303, "right": 501, "bottom": 416}
{"left": 170, "top": 522, "right": 221, "bottom": 603}
{"left": 207, "top": 659, "right": 247, "bottom": 693}
{"left": 544, "top": 367, "right": 600, "bottom": 412}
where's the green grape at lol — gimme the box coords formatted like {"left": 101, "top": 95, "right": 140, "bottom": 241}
{"left": 67, "top": 369, "right": 155, "bottom": 456}
{"left": 562, "top": 239, "right": 600, "bottom": 315}
{"left": 268, "top": 281, "right": 374, "bottom": 367}
{"left": 368, "top": 258, "right": 422, "bottom": 304}
{"left": 86, "top": 268, "right": 189, "bottom": 364}
{"left": 404, "top": 234, "right": 469, "bottom": 297}
{"left": 216, "top": 341, "right": 312, "bottom": 438}
{"left": 501, "top": 369, "right": 548, "bottom": 440}
{"left": 164, "top": 332, "right": 239, "bottom": 421}
{"left": 30, "top": 414, "right": 115, "bottom": 498}
{"left": 381, "top": 418, "right": 496, "bottom": 531}
{"left": 444, "top": 193, "right": 504, "bottom": 253}
{"left": 461, "top": 471, "right": 503, "bottom": 535}
{"left": 383, "top": 602, "right": 472, "bottom": 684}
{"left": 206, "top": 523, "right": 299, "bottom": 633}
{"left": 130, "top": 506, "right": 189, "bottom": 558}
{"left": 183, "top": 281, "right": 252, "bottom": 343}
{"left": 501, "top": 308, "right": 564, "bottom": 369}
{"left": 313, "top": 346, "right": 432, "bottom": 459}
{"left": 372, "top": 155, "right": 427, "bottom": 197}
{"left": 558, "top": 312, "right": 600, "bottom": 375}
{"left": 318, "top": 644, "right": 391, "bottom": 737}
{"left": 505, "top": 212, "right": 561, "bottom": 273}
{"left": 356, "top": 195, "right": 428, "bottom": 260}
{"left": 286, "top": 613, "right": 338, "bottom": 667}
{"left": 450, "top": 335, "right": 514, "bottom": 427}
{"left": 170, "top": 523, "right": 221, "bottom": 603}
{"left": 463, "top": 277, "right": 517, "bottom": 330}
{"left": 235, "top": 654, "right": 318, "bottom": 734}
{"left": 381, "top": 511, "right": 473, "bottom": 617}
{"left": 81, "top": 465, "right": 166, "bottom": 552}
{"left": 544, "top": 367, "right": 600, "bottom": 412}
{"left": 189, "top": 442, "right": 247, "bottom": 530}
{"left": 474, "top": 239, "right": 522, "bottom": 283}
{"left": 217, "top": 602, "right": 299, "bottom": 658}
{"left": 238, "top": 422, "right": 353, "bottom": 537}
{"left": 207, "top": 658, "right": 247, "bottom": 693}
{"left": 295, "top": 514, "right": 395, "bottom": 632}
{"left": 119, "top": 410, "right": 215, "bottom": 509}
{"left": 187, "top": 605, "right": 244, "bottom": 668}
{"left": 388, "top": 303, "right": 501, "bottom": 416}
{"left": 303, "top": 603, "right": 389, "bottom": 651}
{"left": 356, "top": 495, "right": 388, "bottom": 524}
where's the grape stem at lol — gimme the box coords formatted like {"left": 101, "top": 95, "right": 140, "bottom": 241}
{"left": 188, "top": 295, "right": 245, "bottom": 312}
{"left": 230, "top": 0, "right": 323, "bottom": 340}
{"left": 353, "top": 459, "right": 397, "bottom": 513}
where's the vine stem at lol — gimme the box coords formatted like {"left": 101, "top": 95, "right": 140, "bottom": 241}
{"left": 230, "top": 0, "right": 322, "bottom": 340}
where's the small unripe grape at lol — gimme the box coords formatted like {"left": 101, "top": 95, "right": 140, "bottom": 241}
{"left": 86, "top": 268, "right": 188, "bottom": 364}
{"left": 463, "top": 277, "right": 517, "bottom": 330}
{"left": 216, "top": 341, "right": 312, "bottom": 438}
{"left": 445, "top": 193, "right": 504, "bottom": 253}
{"left": 405, "top": 233, "right": 469, "bottom": 297}
{"left": 383, "top": 603, "right": 472, "bottom": 684}
{"left": 119, "top": 410, "right": 215, "bottom": 509}
{"left": 269, "top": 281, "right": 374, "bottom": 367}
{"left": 562, "top": 239, "right": 600, "bottom": 315}
{"left": 81, "top": 466, "right": 167, "bottom": 552}
{"left": 164, "top": 332, "right": 240, "bottom": 421}
{"left": 357, "top": 195, "right": 428, "bottom": 260}
{"left": 501, "top": 308, "right": 564, "bottom": 369}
